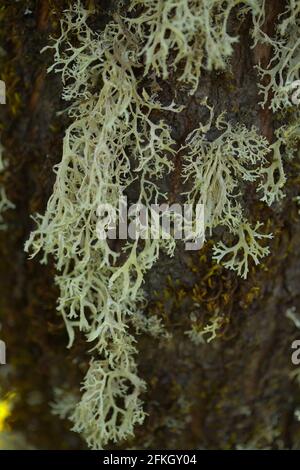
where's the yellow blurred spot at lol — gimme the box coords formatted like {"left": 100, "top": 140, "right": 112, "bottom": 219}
{"left": 0, "top": 393, "right": 15, "bottom": 432}
{"left": 0, "top": 400, "right": 10, "bottom": 431}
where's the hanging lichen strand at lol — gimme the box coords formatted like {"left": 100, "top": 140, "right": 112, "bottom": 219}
{"left": 255, "top": 0, "right": 300, "bottom": 161}
{"left": 25, "top": 0, "right": 295, "bottom": 449}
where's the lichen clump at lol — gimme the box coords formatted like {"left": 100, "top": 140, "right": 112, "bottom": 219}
{"left": 25, "top": 0, "right": 292, "bottom": 449}
{"left": 25, "top": 1, "right": 179, "bottom": 448}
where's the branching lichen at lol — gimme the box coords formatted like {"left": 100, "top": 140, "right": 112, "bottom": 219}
{"left": 25, "top": 0, "right": 276, "bottom": 449}
{"left": 181, "top": 100, "right": 276, "bottom": 278}
{"left": 128, "top": 0, "right": 265, "bottom": 93}
{"left": 185, "top": 312, "right": 224, "bottom": 344}
{"left": 25, "top": 1, "right": 178, "bottom": 449}
{"left": 257, "top": 140, "right": 286, "bottom": 206}
{"left": 212, "top": 221, "right": 272, "bottom": 279}
{"left": 182, "top": 100, "right": 270, "bottom": 234}
{"left": 255, "top": 1, "right": 300, "bottom": 113}
{"left": 250, "top": 0, "right": 300, "bottom": 217}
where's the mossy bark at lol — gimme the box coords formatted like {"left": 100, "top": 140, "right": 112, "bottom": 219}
{"left": 0, "top": 0, "right": 299, "bottom": 450}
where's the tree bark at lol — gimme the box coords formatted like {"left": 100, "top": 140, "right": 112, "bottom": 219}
{"left": 0, "top": 0, "right": 299, "bottom": 450}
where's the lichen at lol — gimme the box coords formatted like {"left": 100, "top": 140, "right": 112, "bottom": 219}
{"left": 128, "top": 0, "right": 265, "bottom": 94}
{"left": 185, "top": 312, "right": 224, "bottom": 344}
{"left": 253, "top": 0, "right": 299, "bottom": 190}
{"left": 250, "top": 1, "right": 300, "bottom": 220}
{"left": 181, "top": 100, "right": 276, "bottom": 278}
{"left": 212, "top": 221, "right": 272, "bottom": 279}
{"left": 182, "top": 100, "right": 271, "bottom": 234}
{"left": 24, "top": 0, "right": 278, "bottom": 449}
{"left": 255, "top": 0, "right": 300, "bottom": 113}
{"left": 25, "top": 1, "right": 178, "bottom": 448}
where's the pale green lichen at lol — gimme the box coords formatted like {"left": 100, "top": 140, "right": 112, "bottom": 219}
{"left": 51, "top": 388, "right": 78, "bottom": 420}
{"left": 133, "top": 312, "right": 172, "bottom": 339}
{"left": 25, "top": 1, "right": 178, "bottom": 449}
{"left": 253, "top": 0, "right": 299, "bottom": 210}
{"left": 181, "top": 100, "right": 276, "bottom": 278}
{"left": 185, "top": 312, "right": 224, "bottom": 344}
{"left": 128, "top": 0, "right": 264, "bottom": 93}
{"left": 249, "top": 0, "right": 300, "bottom": 220}
{"left": 25, "top": 0, "right": 276, "bottom": 449}
{"left": 71, "top": 347, "right": 146, "bottom": 449}
{"left": 182, "top": 100, "right": 271, "bottom": 234}
{"left": 255, "top": 0, "right": 300, "bottom": 113}
{"left": 257, "top": 140, "right": 287, "bottom": 206}
{"left": 212, "top": 221, "right": 272, "bottom": 279}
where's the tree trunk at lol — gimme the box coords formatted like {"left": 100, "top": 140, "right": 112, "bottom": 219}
{"left": 0, "top": 0, "right": 299, "bottom": 450}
